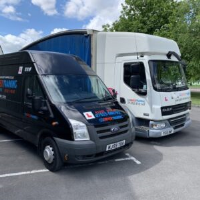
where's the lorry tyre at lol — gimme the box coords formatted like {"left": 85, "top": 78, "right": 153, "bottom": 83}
{"left": 41, "top": 137, "right": 63, "bottom": 172}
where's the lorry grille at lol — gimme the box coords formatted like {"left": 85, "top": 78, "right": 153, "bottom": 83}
{"left": 94, "top": 119, "right": 129, "bottom": 139}
{"left": 168, "top": 115, "right": 186, "bottom": 130}
{"left": 161, "top": 102, "right": 191, "bottom": 116}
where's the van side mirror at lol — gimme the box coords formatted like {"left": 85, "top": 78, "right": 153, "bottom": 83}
{"left": 32, "top": 97, "right": 49, "bottom": 114}
{"left": 32, "top": 96, "right": 42, "bottom": 111}
{"left": 130, "top": 75, "right": 141, "bottom": 90}
{"left": 26, "top": 88, "right": 33, "bottom": 99}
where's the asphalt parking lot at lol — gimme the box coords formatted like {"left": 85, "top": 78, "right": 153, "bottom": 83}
{"left": 0, "top": 107, "right": 200, "bottom": 200}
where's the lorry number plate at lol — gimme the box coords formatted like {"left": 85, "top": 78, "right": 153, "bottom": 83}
{"left": 106, "top": 140, "right": 125, "bottom": 151}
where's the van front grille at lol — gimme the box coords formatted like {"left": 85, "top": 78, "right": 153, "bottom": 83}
{"left": 95, "top": 119, "right": 129, "bottom": 139}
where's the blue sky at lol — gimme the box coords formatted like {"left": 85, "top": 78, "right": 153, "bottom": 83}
{"left": 0, "top": 0, "right": 124, "bottom": 53}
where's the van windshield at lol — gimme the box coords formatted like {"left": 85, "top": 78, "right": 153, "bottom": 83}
{"left": 42, "top": 75, "right": 113, "bottom": 103}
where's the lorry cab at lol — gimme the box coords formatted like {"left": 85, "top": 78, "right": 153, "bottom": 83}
{"left": 95, "top": 32, "right": 191, "bottom": 138}
{"left": 0, "top": 50, "right": 134, "bottom": 171}
{"left": 115, "top": 53, "right": 191, "bottom": 137}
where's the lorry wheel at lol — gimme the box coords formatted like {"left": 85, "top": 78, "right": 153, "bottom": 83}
{"left": 41, "top": 137, "right": 63, "bottom": 172}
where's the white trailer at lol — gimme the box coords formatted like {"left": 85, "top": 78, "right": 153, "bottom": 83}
{"left": 0, "top": 45, "right": 3, "bottom": 55}
{"left": 22, "top": 29, "right": 191, "bottom": 137}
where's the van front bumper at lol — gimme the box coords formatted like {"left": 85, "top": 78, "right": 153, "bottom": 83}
{"left": 54, "top": 130, "right": 134, "bottom": 164}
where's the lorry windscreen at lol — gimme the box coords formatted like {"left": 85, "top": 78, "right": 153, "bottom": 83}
{"left": 149, "top": 61, "right": 188, "bottom": 92}
{"left": 42, "top": 75, "right": 113, "bottom": 103}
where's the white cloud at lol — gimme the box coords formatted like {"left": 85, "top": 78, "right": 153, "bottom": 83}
{"left": 51, "top": 28, "right": 68, "bottom": 34}
{"left": 0, "top": 0, "right": 20, "bottom": 7}
{"left": 0, "top": 0, "right": 23, "bottom": 21}
{"left": 2, "top": 6, "right": 15, "bottom": 14}
{"left": 31, "top": 0, "right": 58, "bottom": 16}
{"left": 0, "top": 29, "right": 43, "bottom": 53}
{"left": 64, "top": 0, "right": 124, "bottom": 30}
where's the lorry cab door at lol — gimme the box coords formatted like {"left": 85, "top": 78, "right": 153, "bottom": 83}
{"left": 23, "top": 76, "right": 46, "bottom": 144}
{"left": 115, "top": 56, "right": 150, "bottom": 120}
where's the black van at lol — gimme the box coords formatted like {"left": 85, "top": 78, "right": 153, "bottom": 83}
{"left": 0, "top": 51, "right": 135, "bottom": 171}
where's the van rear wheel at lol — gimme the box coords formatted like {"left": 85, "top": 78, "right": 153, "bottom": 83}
{"left": 41, "top": 137, "right": 63, "bottom": 172}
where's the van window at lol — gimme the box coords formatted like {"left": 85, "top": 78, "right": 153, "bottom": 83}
{"left": 124, "top": 62, "right": 147, "bottom": 90}
{"left": 24, "top": 76, "right": 44, "bottom": 104}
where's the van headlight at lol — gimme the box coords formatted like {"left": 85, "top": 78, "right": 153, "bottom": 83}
{"left": 69, "top": 119, "right": 90, "bottom": 141}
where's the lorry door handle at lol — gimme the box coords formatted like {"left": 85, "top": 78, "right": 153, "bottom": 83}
{"left": 120, "top": 97, "right": 126, "bottom": 104}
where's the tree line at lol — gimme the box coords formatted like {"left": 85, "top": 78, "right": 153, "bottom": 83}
{"left": 103, "top": 0, "right": 200, "bottom": 82}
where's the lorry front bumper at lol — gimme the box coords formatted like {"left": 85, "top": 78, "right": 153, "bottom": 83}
{"left": 136, "top": 114, "right": 191, "bottom": 138}
{"left": 149, "top": 118, "right": 191, "bottom": 138}
{"left": 54, "top": 128, "right": 134, "bottom": 163}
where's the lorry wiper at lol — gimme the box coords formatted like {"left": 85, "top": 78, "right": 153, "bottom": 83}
{"left": 159, "top": 87, "right": 173, "bottom": 92}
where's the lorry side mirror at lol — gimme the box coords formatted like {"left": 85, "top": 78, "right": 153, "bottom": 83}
{"left": 130, "top": 75, "right": 141, "bottom": 90}
{"left": 26, "top": 88, "right": 33, "bottom": 99}
{"left": 181, "top": 60, "right": 187, "bottom": 74}
{"left": 112, "top": 89, "right": 117, "bottom": 99}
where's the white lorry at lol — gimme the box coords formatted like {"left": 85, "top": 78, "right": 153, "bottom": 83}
{"left": 22, "top": 29, "right": 191, "bottom": 137}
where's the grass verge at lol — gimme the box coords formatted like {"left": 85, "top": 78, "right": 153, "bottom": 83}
{"left": 190, "top": 85, "right": 200, "bottom": 89}
{"left": 191, "top": 92, "right": 200, "bottom": 106}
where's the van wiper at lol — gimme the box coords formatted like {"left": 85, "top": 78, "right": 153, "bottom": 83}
{"left": 72, "top": 96, "right": 98, "bottom": 103}
{"left": 103, "top": 95, "right": 114, "bottom": 101}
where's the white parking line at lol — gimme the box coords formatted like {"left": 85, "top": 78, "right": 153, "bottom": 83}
{"left": 124, "top": 153, "right": 141, "bottom": 164}
{"left": 0, "top": 153, "right": 141, "bottom": 178}
{"left": 0, "top": 169, "right": 49, "bottom": 178}
{"left": 0, "top": 139, "right": 23, "bottom": 143}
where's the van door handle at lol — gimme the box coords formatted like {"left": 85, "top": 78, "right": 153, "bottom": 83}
{"left": 120, "top": 97, "right": 126, "bottom": 104}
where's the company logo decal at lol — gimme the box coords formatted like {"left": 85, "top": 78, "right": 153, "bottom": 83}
{"left": 83, "top": 112, "right": 95, "bottom": 120}
{"left": 25, "top": 67, "right": 32, "bottom": 72}
{"left": 0, "top": 79, "right": 18, "bottom": 94}
{"left": 95, "top": 109, "right": 124, "bottom": 123}
{"left": 24, "top": 113, "right": 38, "bottom": 120}
{"left": 128, "top": 99, "right": 145, "bottom": 106}
{"left": 175, "top": 91, "right": 191, "bottom": 103}
{"left": 18, "top": 66, "right": 23, "bottom": 74}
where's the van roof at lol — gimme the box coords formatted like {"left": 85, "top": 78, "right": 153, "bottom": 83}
{"left": 0, "top": 50, "right": 96, "bottom": 76}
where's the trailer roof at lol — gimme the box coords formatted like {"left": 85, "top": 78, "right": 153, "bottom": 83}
{"left": 21, "top": 29, "right": 99, "bottom": 51}
{"left": 0, "top": 50, "right": 96, "bottom": 76}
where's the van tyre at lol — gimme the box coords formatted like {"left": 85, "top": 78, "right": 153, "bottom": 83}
{"left": 41, "top": 137, "right": 63, "bottom": 172}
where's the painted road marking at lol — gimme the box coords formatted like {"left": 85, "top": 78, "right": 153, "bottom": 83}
{"left": 124, "top": 153, "right": 141, "bottom": 164}
{"left": 0, "top": 139, "right": 23, "bottom": 143}
{"left": 0, "top": 153, "right": 141, "bottom": 178}
{"left": 0, "top": 169, "right": 49, "bottom": 178}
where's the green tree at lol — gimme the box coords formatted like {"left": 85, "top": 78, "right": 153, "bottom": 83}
{"left": 103, "top": 0, "right": 177, "bottom": 34}
{"left": 103, "top": 0, "right": 200, "bottom": 82}
{"left": 156, "top": 0, "right": 200, "bottom": 81}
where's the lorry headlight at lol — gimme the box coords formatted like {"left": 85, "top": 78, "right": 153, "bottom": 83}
{"left": 150, "top": 122, "right": 166, "bottom": 129}
{"left": 69, "top": 119, "right": 90, "bottom": 141}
